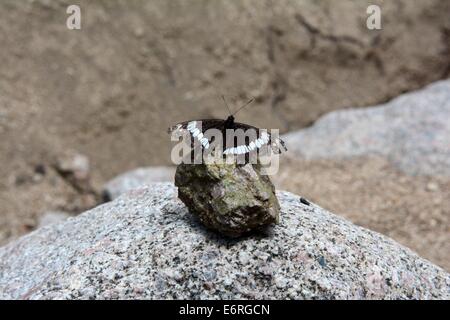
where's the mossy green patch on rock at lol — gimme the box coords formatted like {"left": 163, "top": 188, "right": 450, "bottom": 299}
{"left": 175, "top": 162, "right": 280, "bottom": 237}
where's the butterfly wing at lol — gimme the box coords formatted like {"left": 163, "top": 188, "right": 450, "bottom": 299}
{"left": 228, "top": 121, "right": 287, "bottom": 155}
{"left": 168, "top": 119, "right": 227, "bottom": 149}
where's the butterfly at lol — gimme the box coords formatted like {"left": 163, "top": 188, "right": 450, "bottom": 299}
{"left": 168, "top": 97, "right": 287, "bottom": 156}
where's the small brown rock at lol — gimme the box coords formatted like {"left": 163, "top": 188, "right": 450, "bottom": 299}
{"left": 175, "top": 162, "right": 280, "bottom": 237}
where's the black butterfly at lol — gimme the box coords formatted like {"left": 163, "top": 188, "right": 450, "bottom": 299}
{"left": 168, "top": 97, "right": 287, "bottom": 156}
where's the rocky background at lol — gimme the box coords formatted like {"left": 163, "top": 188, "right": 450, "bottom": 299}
{"left": 0, "top": 0, "right": 449, "bottom": 282}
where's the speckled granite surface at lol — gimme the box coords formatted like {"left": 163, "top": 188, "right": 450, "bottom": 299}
{"left": 0, "top": 183, "right": 448, "bottom": 299}
{"left": 282, "top": 80, "right": 450, "bottom": 177}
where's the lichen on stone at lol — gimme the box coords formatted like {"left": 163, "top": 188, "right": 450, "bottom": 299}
{"left": 175, "top": 161, "right": 280, "bottom": 237}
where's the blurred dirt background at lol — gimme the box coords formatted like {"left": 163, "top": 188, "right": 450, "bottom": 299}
{"left": 0, "top": 1, "right": 449, "bottom": 269}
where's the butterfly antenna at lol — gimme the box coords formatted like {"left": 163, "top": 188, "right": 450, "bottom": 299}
{"left": 232, "top": 97, "right": 255, "bottom": 116}
{"left": 221, "top": 95, "right": 233, "bottom": 116}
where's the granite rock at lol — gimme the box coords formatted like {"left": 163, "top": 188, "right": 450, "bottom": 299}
{"left": 175, "top": 163, "right": 280, "bottom": 237}
{"left": 0, "top": 183, "right": 448, "bottom": 299}
{"left": 282, "top": 80, "right": 450, "bottom": 177}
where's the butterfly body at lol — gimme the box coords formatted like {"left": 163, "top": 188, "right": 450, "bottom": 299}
{"left": 223, "top": 115, "right": 235, "bottom": 130}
